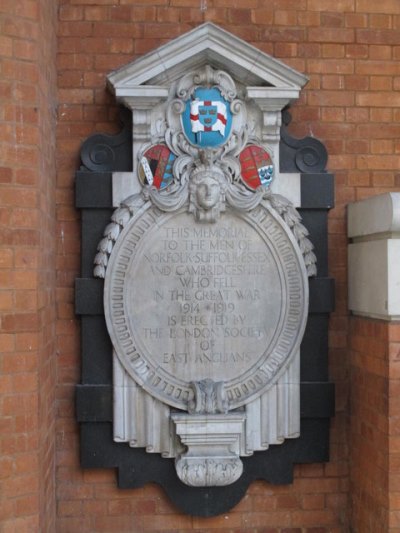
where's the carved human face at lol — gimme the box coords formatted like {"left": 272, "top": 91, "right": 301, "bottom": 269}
{"left": 195, "top": 176, "right": 220, "bottom": 210}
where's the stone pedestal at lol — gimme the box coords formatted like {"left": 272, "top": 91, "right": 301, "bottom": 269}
{"left": 172, "top": 413, "right": 246, "bottom": 487}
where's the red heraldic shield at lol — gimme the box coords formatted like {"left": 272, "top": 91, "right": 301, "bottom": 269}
{"left": 138, "top": 144, "right": 176, "bottom": 190}
{"left": 239, "top": 145, "right": 274, "bottom": 190}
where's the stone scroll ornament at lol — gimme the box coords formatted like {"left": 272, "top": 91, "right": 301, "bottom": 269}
{"left": 94, "top": 66, "right": 316, "bottom": 488}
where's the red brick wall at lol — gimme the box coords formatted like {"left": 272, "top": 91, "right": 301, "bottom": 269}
{"left": 388, "top": 324, "right": 400, "bottom": 532}
{"left": 349, "top": 319, "right": 400, "bottom": 532}
{"left": 54, "top": 1, "right": 400, "bottom": 532}
{"left": 350, "top": 318, "right": 390, "bottom": 532}
{"left": 3, "top": 0, "right": 400, "bottom": 531}
{"left": 0, "top": 0, "right": 57, "bottom": 532}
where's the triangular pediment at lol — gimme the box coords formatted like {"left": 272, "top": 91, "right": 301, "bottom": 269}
{"left": 107, "top": 23, "right": 308, "bottom": 100}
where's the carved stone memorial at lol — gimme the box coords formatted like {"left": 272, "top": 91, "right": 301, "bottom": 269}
{"left": 76, "top": 23, "right": 335, "bottom": 515}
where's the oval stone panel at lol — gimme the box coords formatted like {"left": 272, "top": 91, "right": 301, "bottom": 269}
{"left": 104, "top": 204, "right": 308, "bottom": 410}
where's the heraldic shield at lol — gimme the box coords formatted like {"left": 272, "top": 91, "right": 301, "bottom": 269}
{"left": 182, "top": 87, "right": 233, "bottom": 148}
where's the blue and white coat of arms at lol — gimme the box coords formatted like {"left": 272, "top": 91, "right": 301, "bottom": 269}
{"left": 182, "top": 87, "right": 232, "bottom": 148}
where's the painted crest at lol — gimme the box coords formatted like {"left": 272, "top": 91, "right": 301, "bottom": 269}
{"left": 239, "top": 145, "right": 274, "bottom": 190}
{"left": 182, "top": 88, "right": 232, "bottom": 148}
{"left": 138, "top": 144, "right": 176, "bottom": 190}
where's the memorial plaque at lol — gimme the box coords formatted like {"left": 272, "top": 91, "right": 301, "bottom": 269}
{"left": 77, "top": 24, "right": 335, "bottom": 507}
{"left": 104, "top": 204, "right": 308, "bottom": 410}
{"left": 91, "top": 59, "right": 317, "bottom": 488}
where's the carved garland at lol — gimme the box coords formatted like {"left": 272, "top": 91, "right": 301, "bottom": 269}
{"left": 94, "top": 189, "right": 316, "bottom": 279}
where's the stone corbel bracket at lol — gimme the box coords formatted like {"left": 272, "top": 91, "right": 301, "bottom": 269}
{"left": 172, "top": 379, "right": 240, "bottom": 487}
{"left": 172, "top": 413, "right": 246, "bottom": 487}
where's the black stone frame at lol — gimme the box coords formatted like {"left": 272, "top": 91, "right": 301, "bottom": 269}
{"left": 75, "top": 108, "right": 335, "bottom": 517}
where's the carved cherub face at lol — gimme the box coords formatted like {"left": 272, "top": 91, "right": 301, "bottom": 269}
{"left": 195, "top": 175, "right": 220, "bottom": 210}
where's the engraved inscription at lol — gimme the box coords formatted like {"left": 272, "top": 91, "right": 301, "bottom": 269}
{"left": 104, "top": 204, "right": 308, "bottom": 410}
{"left": 129, "top": 212, "right": 281, "bottom": 383}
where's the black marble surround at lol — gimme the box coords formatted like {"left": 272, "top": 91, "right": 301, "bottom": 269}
{"left": 75, "top": 108, "right": 335, "bottom": 517}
